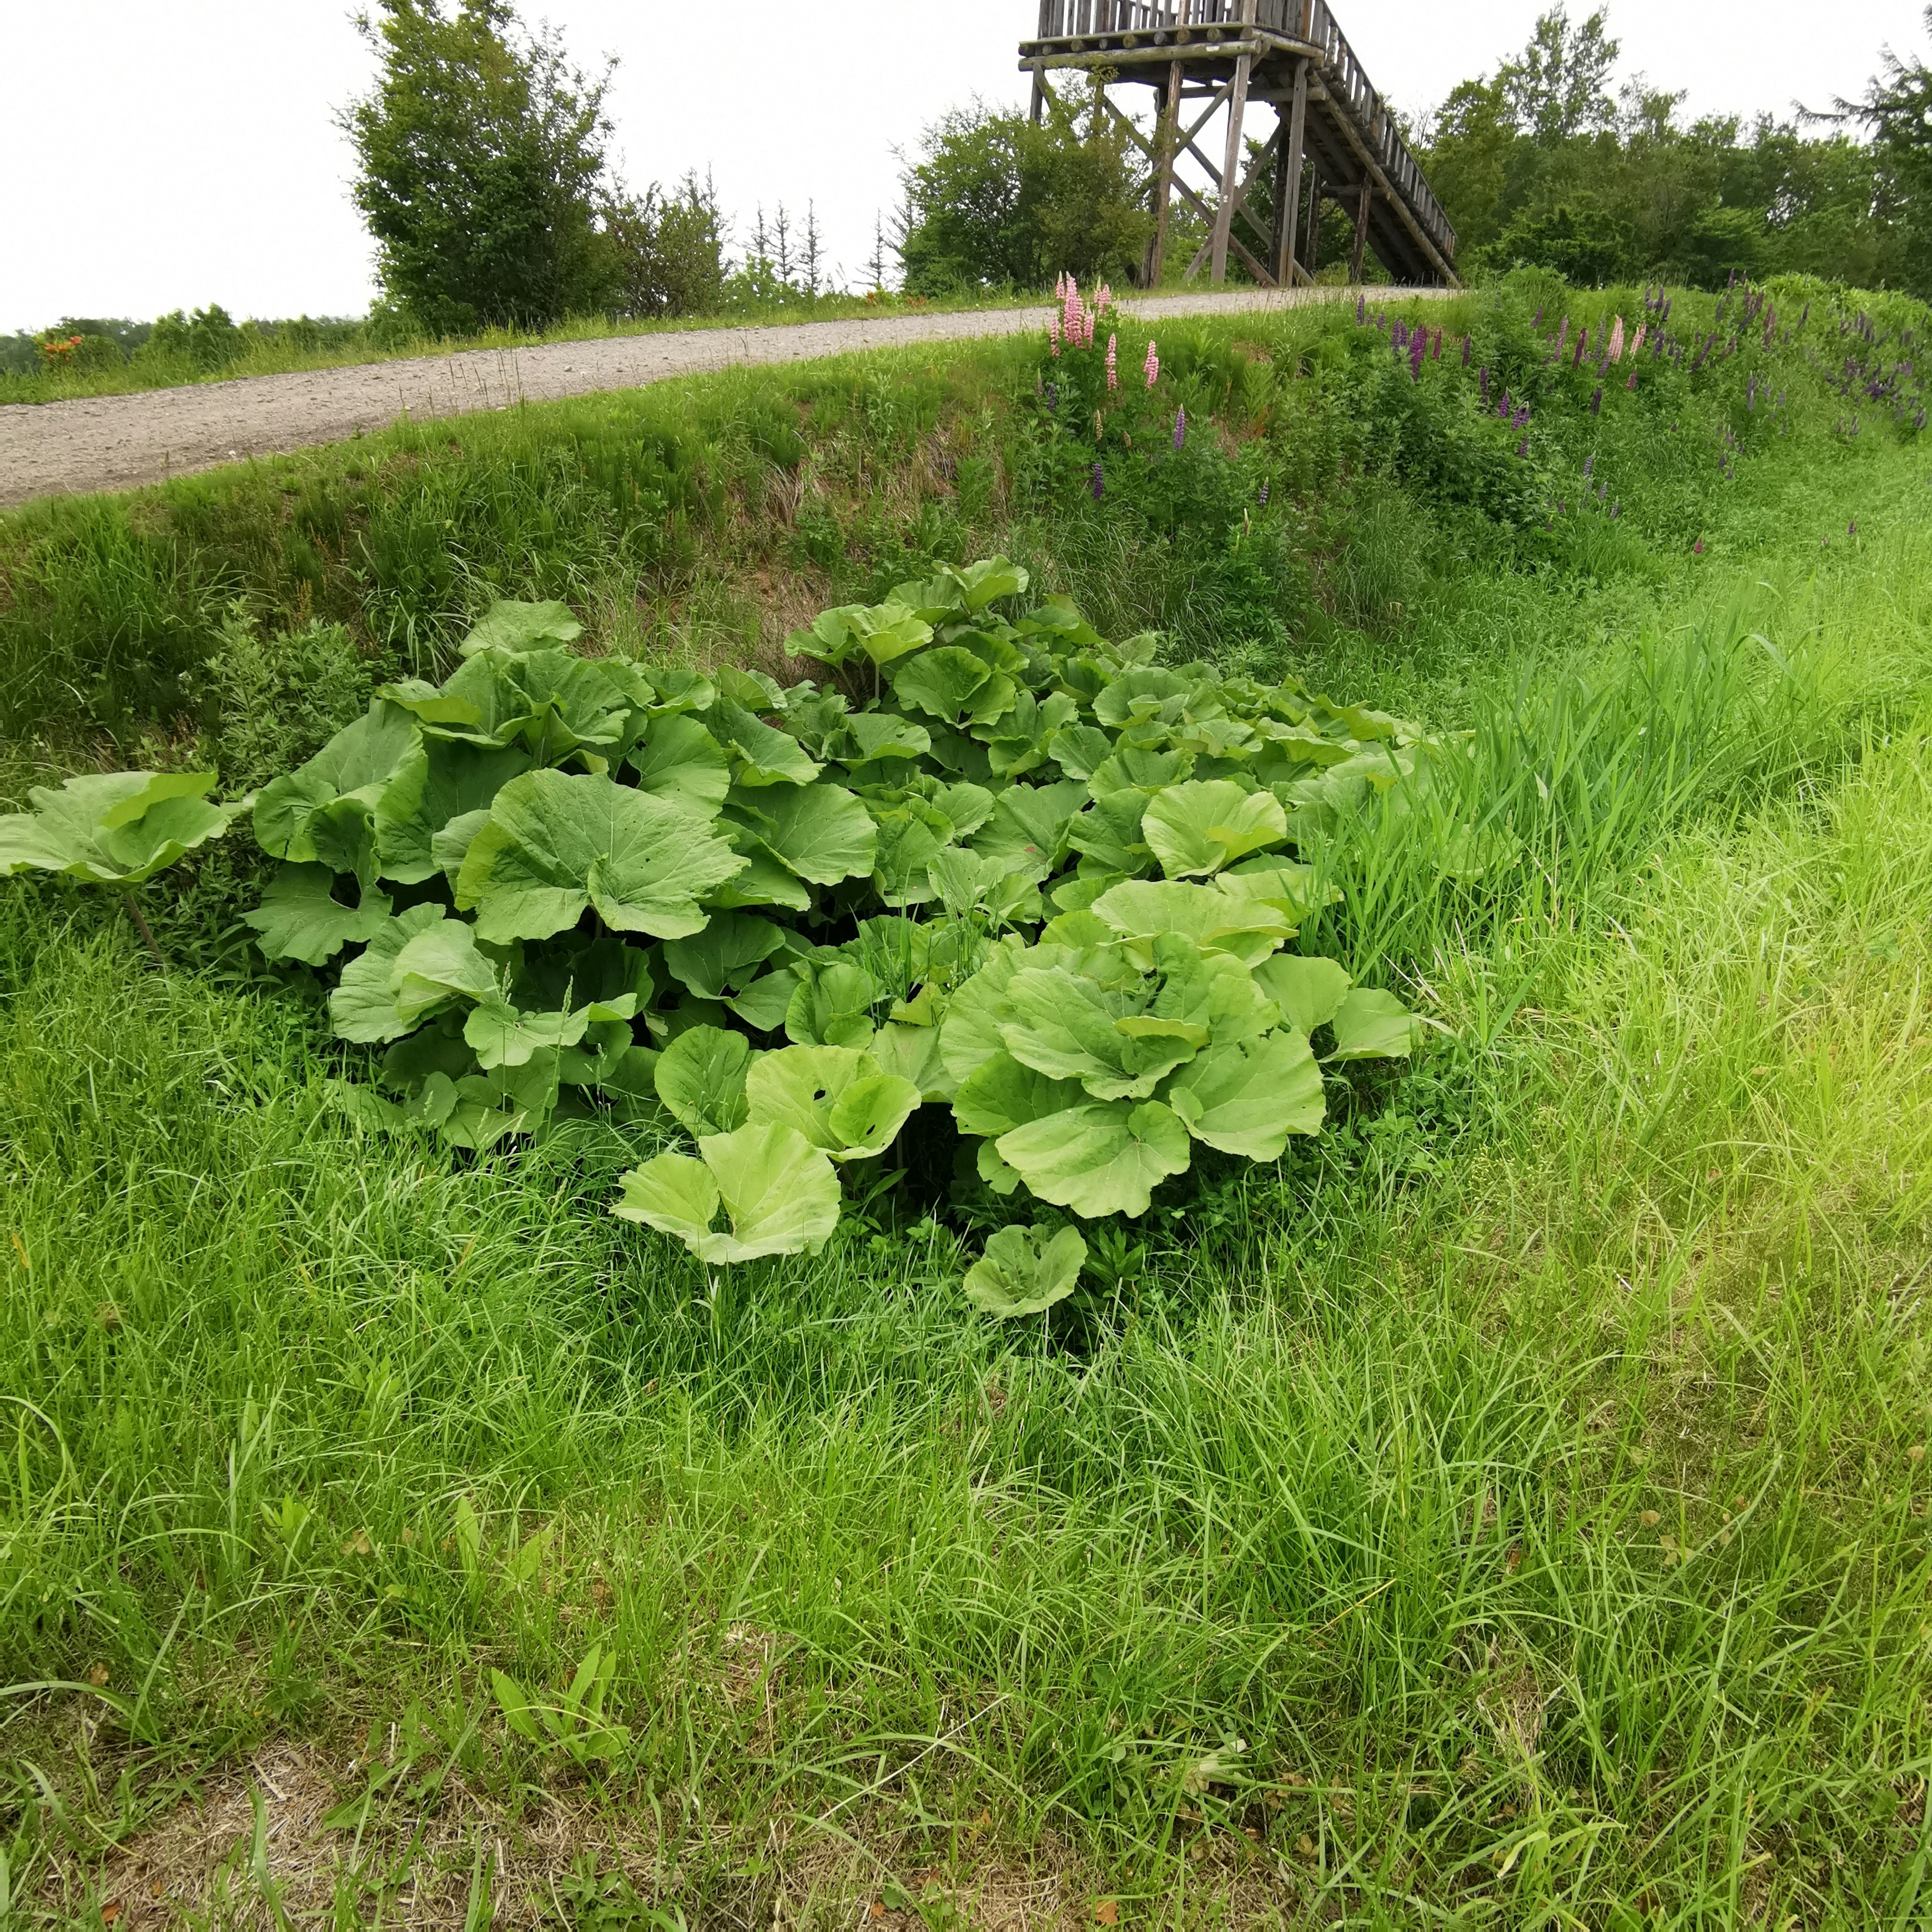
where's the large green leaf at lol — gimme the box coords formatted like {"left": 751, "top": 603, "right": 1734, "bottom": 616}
{"left": 996, "top": 1099, "right": 1192, "bottom": 1219}
{"left": 840, "top": 714, "right": 932, "bottom": 768}
{"left": 1251, "top": 955, "right": 1353, "bottom": 1037}
{"left": 464, "top": 1001, "right": 593, "bottom": 1070}
{"left": 430, "top": 649, "right": 635, "bottom": 765}
{"left": 1142, "top": 780, "right": 1289, "bottom": 878}
{"left": 653, "top": 1024, "right": 751, "bottom": 1138}
{"left": 456, "top": 770, "right": 745, "bottom": 943}
{"left": 662, "top": 912, "right": 787, "bottom": 1001}
{"left": 784, "top": 961, "right": 877, "bottom": 1050}
{"left": 954, "top": 556, "right": 1029, "bottom": 610}
{"left": 1090, "top": 879, "right": 1291, "bottom": 969}
{"left": 997, "top": 965, "right": 1197, "bottom": 1102}
{"left": 787, "top": 602, "right": 932, "bottom": 671}
{"left": 1, "top": 771, "right": 249, "bottom": 888}
{"left": 937, "top": 934, "right": 1030, "bottom": 1082}
{"left": 971, "top": 780, "right": 1086, "bottom": 883}
{"left": 457, "top": 598, "right": 583, "bottom": 658}
{"left": 244, "top": 863, "right": 392, "bottom": 965}
{"left": 1163, "top": 1030, "right": 1325, "bottom": 1160}
{"left": 627, "top": 716, "right": 732, "bottom": 816}
{"left": 744, "top": 1044, "right": 920, "bottom": 1161}
{"left": 1144, "top": 933, "right": 1277, "bottom": 1048}
{"left": 869, "top": 798, "right": 954, "bottom": 907}
{"left": 730, "top": 782, "right": 877, "bottom": 886}
{"left": 870, "top": 1020, "right": 954, "bottom": 1101}
{"left": 713, "top": 700, "right": 822, "bottom": 787}
{"left": 612, "top": 1122, "right": 841, "bottom": 1262}
{"left": 951, "top": 1051, "right": 1085, "bottom": 1137}
{"left": 962, "top": 1224, "right": 1086, "bottom": 1318}
{"left": 391, "top": 919, "right": 502, "bottom": 1026}
{"left": 891, "top": 648, "right": 1015, "bottom": 729}
{"left": 255, "top": 705, "right": 419, "bottom": 865}
{"left": 328, "top": 904, "right": 449, "bottom": 1043}
{"left": 1327, "top": 988, "right": 1425, "bottom": 1061}
{"left": 372, "top": 736, "right": 533, "bottom": 884}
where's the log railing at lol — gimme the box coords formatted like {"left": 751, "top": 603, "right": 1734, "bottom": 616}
{"left": 1029, "top": 0, "right": 1456, "bottom": 266}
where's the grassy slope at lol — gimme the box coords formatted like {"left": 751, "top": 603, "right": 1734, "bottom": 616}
{"left": 4, "top": 287, "right": 1932, "bottom": 1925}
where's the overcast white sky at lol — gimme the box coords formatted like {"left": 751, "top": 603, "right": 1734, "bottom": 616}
{"left": 2, "top": 0, "right": 1924, "bottom": 330}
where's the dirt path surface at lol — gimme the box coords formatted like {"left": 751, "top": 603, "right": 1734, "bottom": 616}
{"left": 0, "top": 287, "right": 1448, "bottom": 509}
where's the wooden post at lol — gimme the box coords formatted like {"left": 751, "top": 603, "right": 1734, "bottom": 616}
{"left": 1274, "top": 56, "right": 1308, "bottom": 288}
{"left": 1210, "top": 3, "right": 1257, "bottom": 285}
{"left": 1146, "top": 59, "right": 1183, "bottom": 287}
{"left": 1306, "top": 176, "right": 1321, "bottom": 274}
{"left": 1350, "top": 181, "right": 1372, "bottom": 283}
{"left": 1030, "top": 0, "right": 1051, "bottom": 123}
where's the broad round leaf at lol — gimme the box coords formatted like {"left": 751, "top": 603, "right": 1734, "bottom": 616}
{"left": 613, "top": 1122, "right": 840, "bottom": 1263}
{"left": 628, "top": 716, "right": 732, "bottom": 816}
{"left": 373, "top": 738, "right": 532, "bottom": 884}
{"left": 1091, "top": 879, "right": 1291, "bottom": 969}
{"left": 654, "top": 1024, "right": 752, "bottom": 1139}
{"left": 329, "top": 904, "right": 450, "bottom": 1044}
{"left": 245, "top": 863, "right": 392, "bottom": 966}
{"left": 734, "top": 783, "right": 877, "bottom": 886}
{"left": 457, "top": 599, "right": 583, "bottom": 658}
{"left": 456, "top": 770, "right": 746, "bottom": 943}
{"left": 784, "top": 962, "right": 877, "bottom": 1049}
{"left": 1251, "top": 955, "right": 1353, "bottom": 1037}
{"left": 951, "top": 1051, "right": 1085, "bottom": 1138}
{"left": 996, "top": 1099, "right": 1192, "bottom": 1220}
{"left": 1163, "top": 1030, "right": 1326, "bottom": 1160}
{"left": 3, "top": 771, "right": 247, "bottom": 887}
{"left": 255, "top": 705, "right": 419, "bottom": 862}
{"left": 1327, "top": 988, "right": 1425, "bottom": 1061}
{"left": 998, "top": 966, "right": 1196, "bottom": 1101}
{"left": 1143, "top": 780, "right": 1289, "bottom": 879}
{"left": 745, "top": 1044, "right": 919, "bottom": 1161}
{"left": 662, "top": 912, "right": 787, "bottom": 1001}
{"left": 963, "top": 1224, "right": 1087, "bottom": 1317}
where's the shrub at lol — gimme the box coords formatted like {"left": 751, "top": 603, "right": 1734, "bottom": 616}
{"left": 234, "top": 576, "right": 1423, "bottom": 1286}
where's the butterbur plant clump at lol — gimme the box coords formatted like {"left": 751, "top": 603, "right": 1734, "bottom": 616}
{"left": 228, "top": 577, "right": 1424, "bottom": 1299}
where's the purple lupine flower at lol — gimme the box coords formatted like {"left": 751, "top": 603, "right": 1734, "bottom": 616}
{"left": 1410, "top": 332, "right": 1425, "bottom": 380}
{"left": 1573, "top": 332, "right": 1586, "bottom": 369}
{"left": 1462, "top": 336, "right": 1472, "bottom": 368}
{"left": 1091, "top": 462, "right": 1103, "bottom": 500}
{"left": 1535, "top": 305, "right": 1544, "bottom": 326}
{"left": 1555, "top": 317, "right": 1569, "bottom": 358}
{"left": 1582, "top": 453, "right": 1595, "bottom": 479}
{"left": 1694, "top": 539, "right": 1704, "bottom": 554}
{"left": 1173, "top": 406, "right": 1186, "bottom": 450}
{"left": 1357, "top": 294, "right": 1366, "bottom": 325}
{"left": 1591, "top": 386, "right": 1602, "bottom": 415}
{"left": 1516, "top": 438, "right": 1528, "bottom": 458}
{"left": 1258, "top": 478, "right": 1270, "bottom": 506}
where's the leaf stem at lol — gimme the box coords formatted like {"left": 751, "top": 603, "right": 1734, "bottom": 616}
{"left": 121, "top": 891, "right": 166, "bottom": 967}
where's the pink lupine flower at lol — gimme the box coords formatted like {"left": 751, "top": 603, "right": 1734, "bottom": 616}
{"left": 1049, "top": 312, "right": 1061, "bottom": 358}
{"left": 1106, "top": 333, "right": 1118, "bottom": 390}
{"left": 1144, "top": 340, "right": 1159, "bottom": 388}
{"left": 1632, "top": 323, "right": 1646, "bottom": 356}
{"left": 1609, "top": 316, "right": 1626, "bottom": 363}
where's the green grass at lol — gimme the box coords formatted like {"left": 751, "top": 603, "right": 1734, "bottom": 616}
{"left": 4, "top": 281, "right": 1932, "bottom": 1925}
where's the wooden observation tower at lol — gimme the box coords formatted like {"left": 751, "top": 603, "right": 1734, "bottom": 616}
{"left": 1021, "top": 0, "right": 1458, "bottom": 289}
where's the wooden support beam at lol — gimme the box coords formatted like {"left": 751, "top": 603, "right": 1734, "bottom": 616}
{"left": 1350, "top": 180, "right": 1372, "bottom": 284}
{"left": 1185, "top": 127, "right": 1278, "bottom": 281}
{"left": 1147, "top": 59, "right": 1183, "bottom": 288}
{"left": 1030, "top": 0, "right": 1050, "bottom": 122}
{"left": 1275, "top": 57, "right": 1308, "bottom": 288}
{"left": 1209, "top": 6, "right": 1257, "bottom": 287}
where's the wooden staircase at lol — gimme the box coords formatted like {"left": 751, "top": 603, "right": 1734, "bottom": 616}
{"left": 1021, "top": 0, "right": 1458, "bottom": 288}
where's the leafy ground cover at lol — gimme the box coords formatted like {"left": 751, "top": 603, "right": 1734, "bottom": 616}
{"left": 3, "top": 276, "right": 1932, "bottom": 1925}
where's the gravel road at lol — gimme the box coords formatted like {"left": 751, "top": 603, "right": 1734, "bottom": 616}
{"left": 0, "top": 286, "right": 1450, "bottom": 509}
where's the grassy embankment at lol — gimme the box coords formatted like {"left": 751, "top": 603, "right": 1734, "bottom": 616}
{"left": 4, "top": 279, "right": 1932, "bottom": 1925}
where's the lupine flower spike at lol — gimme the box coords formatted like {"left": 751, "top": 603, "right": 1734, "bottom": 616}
{"left": 1173, "top": 406, "right": 1186, "bottom": 449}
{"left": 1608, "top": 316, "right": 1626, "bottom": 363}
{"left": 1582, "top": 453, "right": 1594, "bottom": 479}
{"left": 1462, "top": 335, "right": 1472, "bottom": 367}
{"left": 1105, "top": 334, "right": 1117, "bottom": 391}
{"left": 1632, "top": 323, "right": 1646, "bottom": 356}
{"left": 1091, "top": 462, "right": 1103, "bottom": 500}
{"left": 1591, "top": 386, "right": 1602, "bottom": 415}
{"left": 1049, "top": 312, "right": 1061, "bottom": 357}
{"left": 1144, "top": 340, "right": 1160, "bottom": 388}
{"left": 1258, "top": 479, "right": 1270, "bottom": 506}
